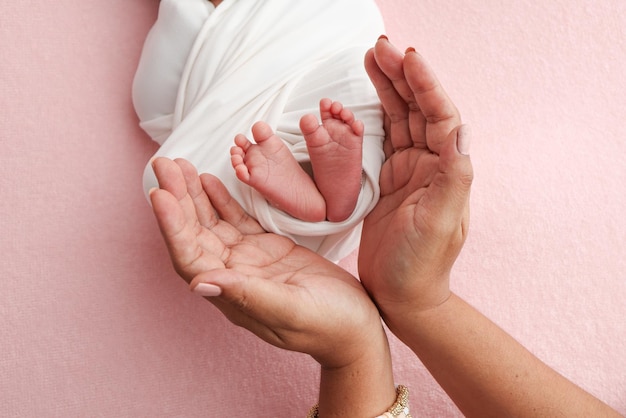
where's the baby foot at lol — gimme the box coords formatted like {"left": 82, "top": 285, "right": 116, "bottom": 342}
{"left": 300, "top": 99, "right": 364, "bottom": 222}
{"left": 231, "top": 121, "right": 326, "bottom": 222}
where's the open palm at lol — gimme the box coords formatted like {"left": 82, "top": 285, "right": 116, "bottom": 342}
{"left": 150, "top": 157, "right": 382, "bottom": 368}
{"left": 359, "top": 38, "right": 473, "bottom": 315}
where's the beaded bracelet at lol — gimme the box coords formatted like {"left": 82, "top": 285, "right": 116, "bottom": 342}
{"left": 307, "top": 385, "right": 411, "bottom": 418}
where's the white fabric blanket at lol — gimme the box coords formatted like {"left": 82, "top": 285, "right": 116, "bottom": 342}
{"left": 137, "top": 0, "right": 386, "bottom": 261}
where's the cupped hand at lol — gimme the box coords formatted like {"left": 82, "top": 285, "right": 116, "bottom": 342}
{"left": 359, "top": 38, "right": 474, "bottom": 319}
{"left": 149, "top": 157, "right": 384, "bottom": 368}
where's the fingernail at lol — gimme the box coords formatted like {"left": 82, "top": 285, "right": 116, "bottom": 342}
{"left": 148, "top": 187, "right": 158, "bottom": 196}
{"left": 456, "top": 125, "right": 471, "bottom": 156}
{"left": 405, "top": 47, "right": 416, "bottom": 54}
{"left": 193, "top": 283, "right": 222, "bottom": 297}
{"left": 378, "top": 34, "right": 388, "bottom": 41}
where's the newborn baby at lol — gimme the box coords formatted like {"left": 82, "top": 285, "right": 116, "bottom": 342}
{"left": 133, "top": 0, "right": 386, "bottom": 262}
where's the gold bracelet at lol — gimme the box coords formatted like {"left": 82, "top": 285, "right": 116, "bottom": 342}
{"left": 387, "top": 385, "right": 410, "bottom": 417}
{"left": 307, "top": 385, "right": 410, "bottom": 418}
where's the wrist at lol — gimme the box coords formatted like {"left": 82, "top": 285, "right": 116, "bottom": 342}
{"left": 316, "top": 322, "right": 396, "bottom": 417}
{"left": 366, "top": 269, "right": 452, "bottom": 328}
{"left": 381, "top": 290, "right": 454, "bottom": 346}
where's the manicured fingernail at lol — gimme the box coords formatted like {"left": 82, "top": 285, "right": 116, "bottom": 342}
{"left": 405, "top": 47, "right": 416, "bottom": 54}
{"left": 378, "top": 34, "right": 388, "bottom": 41}
{"left": 193, "top": 283, "right": 222, "bottom": 297}
{"left": 456, "top": 125, "right": 471, "bottom": 156}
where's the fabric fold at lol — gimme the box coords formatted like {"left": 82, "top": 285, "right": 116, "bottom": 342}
{"left": 135, "top": 0, "right": 386, "bottom": 262}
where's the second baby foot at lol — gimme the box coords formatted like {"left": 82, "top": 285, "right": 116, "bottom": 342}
{"left": 300, "top": 98, "right": 364, "bottom": 222}
{"left": 231, "top": 121, "right": 326, "bottom": 222}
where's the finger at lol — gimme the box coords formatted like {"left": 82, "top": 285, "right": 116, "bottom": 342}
{"left": 149, "top": 187, "right": 224, "bottom": 282}
{"left": 149, "top": 188, "right": 186, "bottom": 243}
{"left": 364, "top": 38, "right": 413, "bottom": 150}
{"left": 403, "top": 49, "right": 460, "bottom": 154}
{"left": 152, "top": 157, "right": 188, "bottom": 200}
{"left": 420, "top": 125, "right": 473, "bottom": 236}
{"left": 382, "top": 112, "right": 394, "bottom": 159}
{"left": 199, "top": 173, "right": 266, "bottom": 235}
{"left": 152, "top": 158, "right": 229, "bottom": 280}
{"left": 152, "top": 157, "right": 202, "bottom": 235}
{"left": 174, "top": 158, "right": 218, "bottom": 229}
{"left": 374, "top": 38, "right": 415, "bottom": 112}
{"left": 175, "top": 158, "right": 246, "bottom": 248}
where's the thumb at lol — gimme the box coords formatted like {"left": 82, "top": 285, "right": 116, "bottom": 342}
{"left": 190, "top": 269, "right": 302, "bottom": 333}
{"left": 428, "top": 124, "right": 474, "bottom": 227}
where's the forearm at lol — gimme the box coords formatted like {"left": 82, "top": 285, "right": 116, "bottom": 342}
{"left": 316, "top": 324, "right": 397, "bottom": 418}
{"left": 386, "top": 293, "right": 619, "bottom": 417}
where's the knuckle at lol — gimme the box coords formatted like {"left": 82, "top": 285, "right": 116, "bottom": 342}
{"left": 459, "top": 171, "right": 474, "bottom": 189}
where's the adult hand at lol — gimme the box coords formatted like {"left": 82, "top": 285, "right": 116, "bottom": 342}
{"left": 359, "top": 37, "right": 473, "bottom": 321}
{"left": 149, "top": 157, "right": 384, "bottom": 369}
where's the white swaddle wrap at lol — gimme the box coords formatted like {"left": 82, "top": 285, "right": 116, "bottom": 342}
{"left": 134, "top": 0, "right": 386, "bottom": 262}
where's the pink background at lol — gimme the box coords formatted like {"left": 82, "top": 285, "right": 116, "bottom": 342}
{"left": 1, "top": 0, "right": 624, "bottom": 416}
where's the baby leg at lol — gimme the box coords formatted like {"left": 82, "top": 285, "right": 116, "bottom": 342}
{"left": 231, "top": 121, "right": 326, "bottom": 222}
{"left": 300, "top": 99, "right": 364, "bottom": 222}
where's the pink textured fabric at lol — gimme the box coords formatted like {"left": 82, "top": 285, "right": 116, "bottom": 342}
{"left": 0, "top": 1, "right": 624, "bottom": 416}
